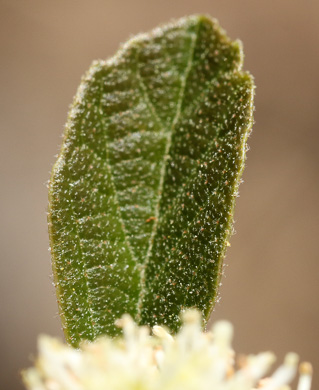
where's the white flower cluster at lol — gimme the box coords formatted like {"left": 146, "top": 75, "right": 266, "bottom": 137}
{"left": 23, "top": 311, "right": 312, "bottom": 390}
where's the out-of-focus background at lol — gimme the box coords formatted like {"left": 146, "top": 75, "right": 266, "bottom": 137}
{"left": 1, "top": 1, "right": 318, "bottom": 388}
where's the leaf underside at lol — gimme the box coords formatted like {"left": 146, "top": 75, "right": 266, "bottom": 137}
{"left": 49, "top": 15, "right": 254, "bottom": 347}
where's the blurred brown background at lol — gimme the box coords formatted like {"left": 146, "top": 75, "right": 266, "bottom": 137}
{"left": 1, "top": 0, "right": 318, "bottom": 389}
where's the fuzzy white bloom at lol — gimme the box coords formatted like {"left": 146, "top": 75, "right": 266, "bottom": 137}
{"left": 23, "top": 311, "right": 312, "bottom": 390}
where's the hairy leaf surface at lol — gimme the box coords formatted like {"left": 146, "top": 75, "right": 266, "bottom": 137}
{"left": 49, "top": 15, "right": 254, "bottom": 346}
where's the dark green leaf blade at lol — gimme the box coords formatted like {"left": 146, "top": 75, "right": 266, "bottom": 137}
{"left": 48, "top": 15, "right": 254, "bottom": 346}
{"left": 138, "top": 72, "right": 254, "bottom": 330}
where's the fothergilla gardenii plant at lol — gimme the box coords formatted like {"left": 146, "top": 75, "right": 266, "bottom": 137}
{"left": 23, "top": 15, "right": 312, "bottom": 390}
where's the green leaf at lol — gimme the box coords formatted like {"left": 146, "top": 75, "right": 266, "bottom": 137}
{"left": 48, "top": 14, "right": 254, "bottom": 347}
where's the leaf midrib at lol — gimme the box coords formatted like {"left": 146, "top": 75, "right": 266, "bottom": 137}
{"left": 136, "top": 24, "right": 200, "bottom": 320}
